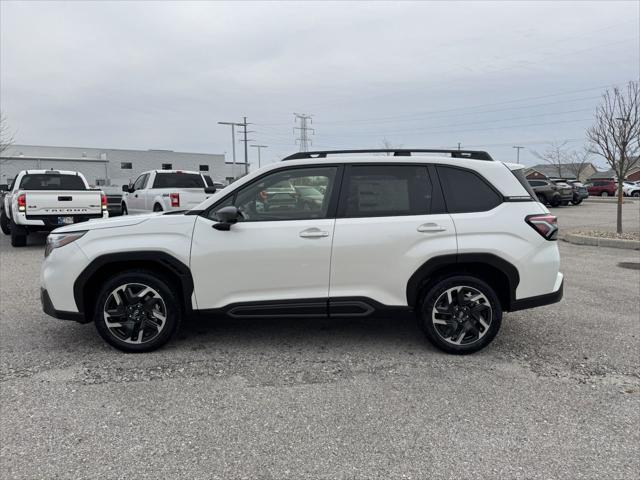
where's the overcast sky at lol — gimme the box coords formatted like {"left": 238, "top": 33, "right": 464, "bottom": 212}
{"left": 1, "top": 0, "right": 639, "bottom": 169}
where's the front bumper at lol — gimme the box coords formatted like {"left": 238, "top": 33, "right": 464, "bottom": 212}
{"left": 41, "top": 288, "right": 85, "bottom": 322}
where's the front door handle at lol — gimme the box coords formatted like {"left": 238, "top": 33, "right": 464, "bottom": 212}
{"left": 417, "top": 223, "right": 446, "bottom": 233}
{"left": 299, "top": 228, "right": 329, "bottom": 238}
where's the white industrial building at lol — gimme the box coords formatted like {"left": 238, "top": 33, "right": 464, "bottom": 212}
{"left": 0, "top": 144, "right": 247, "bottom": 188}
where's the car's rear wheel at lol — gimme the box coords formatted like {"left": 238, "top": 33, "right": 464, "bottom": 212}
{"left": 601, "top": 191, "right": 609, "bottom": 197}
{"left": 9, "top": 220, "right": 26, "bottom": 247}
{"left": 153, "top": 203, "right": 163, "bottom": 212}
{"left": 121, "top": 203, "right": 128, "bottom": 215}
{"left": 571, "top": 198, "right": 582, "bottom": 205}
{"left": 549, "top": 196, "right": 561, "bottom": 207}
{"left": 0, "top": 210, "right": 10, "bottom": 235}
{"left": 419, "top": 275, "right": 502, "bottom": 354}
{"left": 94, "top": 270, "right": 181, "bottom": 352}
{"left": 633, "top": 191, "right": 640, "bottom": 198}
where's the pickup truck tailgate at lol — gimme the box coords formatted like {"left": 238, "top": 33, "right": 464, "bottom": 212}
{"left": 24, "top": 190, "right": 103, "bottom": 216}
{"left": 169, "top": 189, "right": 211, "bottom": 209}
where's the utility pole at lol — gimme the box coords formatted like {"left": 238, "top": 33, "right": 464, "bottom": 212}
{"left": 294, "top": 113, "right": 314, "bottom": 152}
{"left": 457, "top": 142, "right": 462, "bottom": 151}
{"left": 236, "top": 116, "right": 254, "bottom": 176}
{"left": 218, "top": 121, "right": 243, "bottom": 178}
{"left": 250, "top": 145, "right": 268, "bottom": 169}
{"left": 513, "top": 145, "right": 524, "bottom": 164}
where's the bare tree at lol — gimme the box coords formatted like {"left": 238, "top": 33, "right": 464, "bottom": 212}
{"left": 532, "top": 140, "right": 570, "bottom": 178}
{"left": 565, "top": 147, "right": 593, "bottom": 181}
{"left": 380, "top": 138, "right": 401, "bottom": 156}
{"left": 587, "top": 81, "right": 640, "bottom": 234}
{"left": 0, "top": 113, "right": 15, "bottom": 155}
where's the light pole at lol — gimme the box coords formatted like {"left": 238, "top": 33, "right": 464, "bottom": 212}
{"left": 250, "top": 145, "right": 268, "bottom": 169}
{"left": 512, "top": 145, "right": 524, "bottom": 164}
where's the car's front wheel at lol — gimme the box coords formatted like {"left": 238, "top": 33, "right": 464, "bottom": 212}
{"left": 94, "top": 270, "right": 181, "bottom": 352}
{"left": 571, "top": 198, "right": 582, "bottom": 205}
{"left": 419, "top": 275, "right": 502, "bottom": 354}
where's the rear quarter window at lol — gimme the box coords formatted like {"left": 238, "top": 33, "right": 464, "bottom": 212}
{"left": 436, "top": 166, "right": 502, "bottom": 213}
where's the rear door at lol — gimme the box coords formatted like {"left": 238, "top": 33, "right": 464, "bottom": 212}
{"left": 329, "top": 164, "right": 457, "bottom": 309}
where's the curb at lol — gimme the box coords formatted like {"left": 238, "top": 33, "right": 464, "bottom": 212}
{"left": 583, "top": 198, "right": 633, "bottom": 204}
{"left": 563, "top": 233, "right": 640, "bottom": 250}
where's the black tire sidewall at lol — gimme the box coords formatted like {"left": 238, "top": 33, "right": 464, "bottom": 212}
{"left": 10, "top": 220, "right": 26, "bottom": 246}
{"left": 0, "top": 210, "right": 10, "bottom": 235}
{"left": 121, "top": 203, "right": 128, "bottom": 215}
{"left": 420, "top": 275, "right": 502, "bottom": 355}
{"left": 94, "top": 270, "right": 181, "bottom": 352}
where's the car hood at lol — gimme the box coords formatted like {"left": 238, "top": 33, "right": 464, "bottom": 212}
{"left": 52, "top": 213, "right": 158, "bottom": 233}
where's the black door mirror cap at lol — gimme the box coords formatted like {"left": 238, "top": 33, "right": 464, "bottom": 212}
{"left": 122, "top": 184, "right": 131, "bottom": 192}
{"left": 204, "top": 186, "right": 217, "bottom": 194}
{"left": 213, "top": 205, "right": 242, "bottom": 230}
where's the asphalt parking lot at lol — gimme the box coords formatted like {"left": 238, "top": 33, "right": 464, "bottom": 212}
{"left": 0, "top": 202, "right": 639, "bottom": 479}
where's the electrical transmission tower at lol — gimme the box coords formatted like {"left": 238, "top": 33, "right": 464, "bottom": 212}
{"left": 294, "top": 113, "right": 314, "bottom": 152}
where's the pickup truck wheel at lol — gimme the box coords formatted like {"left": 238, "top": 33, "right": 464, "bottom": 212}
{"left": 419, "top": 275, "right": 502, "bottom": 354}
{"left": 0, "top": 210, "right": 10, "bottom": 235}
{"left": 10, "top": 220, "right": 26, "bottom": 247}
{"left": 153, "top": 204, "right": 163, "bottom": 212}
{"left": 94, "top": 270, "right": 181, "bottom": 353}
{"left": 121, "top": 203, "right": 128, "bottom": 215}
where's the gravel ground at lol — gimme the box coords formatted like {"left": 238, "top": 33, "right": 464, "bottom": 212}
{"left": 1, "top": 203, "right": 639, "bottom": 479}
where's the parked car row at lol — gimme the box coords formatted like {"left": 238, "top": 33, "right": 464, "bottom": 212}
{"left": 527, "top": 179, "right": 587, "bottom": 206}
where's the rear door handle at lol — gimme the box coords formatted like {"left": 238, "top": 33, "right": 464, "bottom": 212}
{"left": 417, "top": 223, "right": 446, "bottom": 233}
{"left": 299, "top": 228, "right": 329, "bottom": 238}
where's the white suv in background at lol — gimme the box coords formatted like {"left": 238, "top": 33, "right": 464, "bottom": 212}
{"left": 40, "top": 149, "right": 563, "bottom": 354}
{"left": 121, "top": 169, "right": 217, "bottom": 214}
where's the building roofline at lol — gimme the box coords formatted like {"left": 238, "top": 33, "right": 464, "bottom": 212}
{"left": 6, "top": 143, "right": 227, "bottom": 158}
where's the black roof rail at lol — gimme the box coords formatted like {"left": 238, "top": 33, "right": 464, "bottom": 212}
{"left": 282, "top": 149, "right": 494, "bottom": 161}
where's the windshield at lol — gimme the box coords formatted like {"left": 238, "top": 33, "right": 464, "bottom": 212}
{"left": 153, "top": 173, "right": 205, "bottom": 189}
{"left": 19, "top": 174, "right": 86, "bottom": 190}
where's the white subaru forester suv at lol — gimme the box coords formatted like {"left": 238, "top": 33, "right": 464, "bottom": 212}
{"left": 40, "top": 149, "right": 563, "bottom": 354}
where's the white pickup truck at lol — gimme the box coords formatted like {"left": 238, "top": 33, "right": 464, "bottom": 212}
{"left": 121, "top": 170, "right": 217, "bottom": 214}
{"left": 1, "top": 170, "right": 108, "bottom": 247}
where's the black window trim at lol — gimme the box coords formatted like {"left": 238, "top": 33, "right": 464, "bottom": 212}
{"left": 335, "top": 163, "right": 441, "bottom": 219}
{"left": 200, "top": 164, "right": 345, "bottom": 223}
{"left": 433, "top": 164, "right": 507, "bottom": 213}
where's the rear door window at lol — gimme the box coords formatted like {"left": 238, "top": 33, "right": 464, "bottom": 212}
{"left": 341, "top": 165, "right": 433, "bottom": 218}
{"left": 436, "top": 166, "right": 502, "bottom": 213}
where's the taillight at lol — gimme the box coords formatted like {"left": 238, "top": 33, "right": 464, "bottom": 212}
{"left": 170, "top": 193, "right": 180, "bottom": 207}
{"left": 17, "top": 194, "right": 26, "bottom": 212}
{"left": 526, "top": 214, "right": 558, "bottom": 240}
{"left": 101, "top": 193, "right": 107, "bottom": 210}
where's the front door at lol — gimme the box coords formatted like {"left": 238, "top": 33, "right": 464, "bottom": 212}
{"left": 190, "top": 165, "right": 341, "bottom": 314}
{"left": 127, "top": 173, "right": 149, "bottom": 214}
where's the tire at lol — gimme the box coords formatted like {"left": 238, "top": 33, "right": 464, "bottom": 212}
{"left": 10, "top": 220, "right": 26, "bottom": 247}
{"left": 601, "top": 191, "right": 609, "bottom": 197}
{"left": 93, "top": 270, "right": 182, "bottom": 353}
{"left": 0, "top": 209, "right": 10, "bottom": 235}
{"left": 121, "top": 203, "right": 128, "bottom": 215}
{"left": 549, "top": 196, "right": 561, "bottom": 207}
{"left": 153, "top": 203, "right": 163, "bottom": 212}
{"left": 419, "top": 275, "right": 502, "bottom": 355}
{"left": 571, "top": 199, "right": 582, "bottom": 205}
{"left": 561, "top": 201, "right": 569, "bottom": 206}
{"left": 633, "top": 191, "right": 640, "bottom": 198}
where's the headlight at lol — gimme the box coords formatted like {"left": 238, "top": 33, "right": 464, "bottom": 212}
{"left": 45, "top": 231, "right": 87, "bottom": 258}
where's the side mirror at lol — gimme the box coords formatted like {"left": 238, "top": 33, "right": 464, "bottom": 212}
{"left": 204, "top": 186, "right": 217, "bottom": 194}
{"left": 0, "top": 184, "right": 8, "bottom": 191}
{"left": 213, "top": 206, "right": 242, "bottom": 231}
{"left": 122, "top": 184, "right": 133, "bottom": 193}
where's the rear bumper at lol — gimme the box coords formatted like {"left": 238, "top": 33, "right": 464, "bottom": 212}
{"left": 41, "top": 288, "right": 85, "bottom": 322}
{"left": 510, "top": 277, "right": 563, "bottom": 311}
